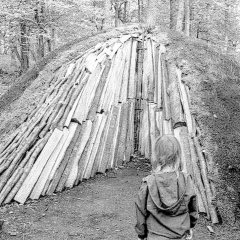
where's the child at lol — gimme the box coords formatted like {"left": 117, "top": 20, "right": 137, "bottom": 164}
{"left": 135, "top": 135, "right": 199, "bottom": 240}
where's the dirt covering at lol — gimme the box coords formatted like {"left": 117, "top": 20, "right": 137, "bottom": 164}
{"left": 167, "top": 32, "right": 240, "bottom": 226}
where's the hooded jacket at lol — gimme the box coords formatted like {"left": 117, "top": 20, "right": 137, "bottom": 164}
{"left": 135, "top": 171, "right": 198, "bottom": 239}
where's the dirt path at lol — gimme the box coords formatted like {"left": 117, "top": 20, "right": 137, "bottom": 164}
{"left": 0, "top": 158, "right": 239, "bottom": 240}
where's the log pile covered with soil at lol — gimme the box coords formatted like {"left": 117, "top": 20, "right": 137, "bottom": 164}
{"left": 0, "top": 33, "right": 218, "bottom": 223}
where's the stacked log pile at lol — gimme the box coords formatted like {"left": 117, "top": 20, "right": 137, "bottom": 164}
{"left": 0, "top": 33, "right": 218, "bottom": 223}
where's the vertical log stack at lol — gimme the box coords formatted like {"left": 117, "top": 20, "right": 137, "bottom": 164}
{"left": 0, "top": 33, "right": 218, "bottom": 223}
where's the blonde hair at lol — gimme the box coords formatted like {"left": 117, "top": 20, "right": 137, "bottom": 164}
{"left": 153, "top": 135, "right": 181, "bottom": 170}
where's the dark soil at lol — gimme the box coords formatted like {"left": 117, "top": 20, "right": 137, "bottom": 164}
{"left": 0, "top": 157, "right": 239, "bottom": 240}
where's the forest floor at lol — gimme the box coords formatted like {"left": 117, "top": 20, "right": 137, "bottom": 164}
{"left": 0, "top": 156, "right": 240, "bottom": 240}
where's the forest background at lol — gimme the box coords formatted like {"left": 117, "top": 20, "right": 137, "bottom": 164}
{"left": 0, "top": 0, "right": 240, "bottom": 76}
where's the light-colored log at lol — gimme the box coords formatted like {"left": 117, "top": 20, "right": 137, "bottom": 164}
{"left": 176, "top": 68, "right": 193, "bottom": 134}
{"left": 14, "top": 129, "right": 63, "bottom": 204}
{"left": 4, "top": 133, "right": 51, "bottom": 204}
{"left": 91, "top": 112, "right": 112, "bottom": 177}
{"left": 128, "top": 40, "right": 138, "bottom": 99}
{"left": 41, "top": 127, "right": 71, "bottom": 195}
{"left": 87, "top": 60, "right": 111, "bottom": 121}
{"left": 188, "top": 135, "right": 209, "bottom": 216}
{"left": 173, "top": 127, "right": 187, "bottom": 173}
{"left": 44, "top": 123, "right": 79, "bottom": 194}
{"left": 73, "top": 120, "right": 93, "bottom": 186}
{"left": 53, "top": 123, "right": 81, "bottom": 192}
{"left": 83, "top": 114, "right": 108, "bottom": 179}
{"left": 193, "top": 137, "right": 219, "bottom": 223}
{"left": 108, "top": 104, "right": 123, "bottom": 168}
{"left": 66, "top": 121, "right": 92, "bottom": 188}
{"left": 149, "top": 103, "right": 157, "bottom": 164}
{"left": 73, "top": 64, "right": 102, "bottom": 123}
{"left": 116, "top": 103, "right": 129, "bottom": 166}
{"left": 157, "top": 49, "right": 163, "bottom": 108}
{"left": 119, "top": 40, "right": 132, "bottom": 103}
{"left": 161, "top": 56, "right": 171, "bottom": 120}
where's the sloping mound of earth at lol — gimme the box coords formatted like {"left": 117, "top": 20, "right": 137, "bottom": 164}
{"left": 168, "top": 32, "right": 240, "bottom": 225}
{"left": 0, "top": 28, "right": 240, "bottom": 239}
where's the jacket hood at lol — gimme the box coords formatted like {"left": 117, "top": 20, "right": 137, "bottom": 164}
{"left": 144, "top": 171, "right": 187, "bottom": 214}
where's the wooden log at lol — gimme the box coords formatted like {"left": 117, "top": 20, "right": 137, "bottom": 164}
{"left": 168, "top": 61, "right": 185, "bottom": 128}
{"left": 173, "top": 127, "right": 187, "bottom": 173}
{"left": 60, "top": 73, "right": 90, "bottom": 129}
{"left": 83, "top": 114, "right": 108, "bottom": 179}
{"left": 4, "top": 133, "right": 51, "bottom": 204}
{"left": 44, "top": 123, "right": 79, "bottom": 195}
{"left": 41, "top": 127, "right": 71, "bottom": 195}
{"left": 85, "top": 53, "right": 98, "bottom": 73}
{"left": 14, "top": 128, "right": 63, "bottom": 204}
{"left": 155, "top": 110, "right": 163, "bottom": 137}
{"left": 116, "top": 103, "right": 129, "bottom": 166}
{"left": 128, "top": 100, "right": 135, "bottom": 156}
{"left": 0, "top": 134, "right": 42, "bottom": 205}
{"left": 108, "top": 42, "right": 122, "bottom": 59}
{"left": 149, "top": 103, "right": 157, "bottom": 164}
{"left": 153, "top": 42, "right": 159, "bottom": 104}
{"left": 57, "top": 73, "right": 90, "bottom": 127}
{"left": 119, "top": 40, "right": 132, "bottom": 103}
{"left": 142, "top": 42, "right": 149, "bottom": 100}
{"left": 161, "top": 56, "right": 171, "bottom": 120}
{"left": 75, "top": 117, "right": 99, "bottom": 183}
{"left": 91, "top": 112, "right": 112, "bottom": 177}
{"left": 52, "top": 123, "right": 81, "bottom": 192}
{"left": 72, "top": 120, "right": 93, "bottom": 186}
{"left": 87, "top": 60, "right": 111, "bottom": 121}
{"left": 193, "top": 136, "right": 219, "bottom": 224}
{"left": 194, "top": 183, "right": 206, "bottom": 213}
{"left": 144, "top": 102, "right": 151, "bottom": 158}
{"left": 176, "top": 68, "right": 193, "bottom": 134}
{"left": 188, "top": 135, "right": 209, "bottom": 216}
{"left": 128, "top": 40, "right": 138, "bottom": 99}
{"left": 0, "top": 107, "right": 54, "bottom": 191}
{"left": 146, "top": 39, "right": 154, "bottom": 102}
{"left": 73, "top": 64, "right": 103, "bottom": 123}
{"left": 97, "top": 106, "right": 119, "bottom": 172}
{"left": 107, "top": 105, "right": 122, "bottom": 169}
{"left": 157, "top": 49, "right": 162, "bottom": 109}
{"left": 179, "top": 128, "right": 193, "bottom": 176}
{"left": 119, "top": 35, "right": 131, "bottom": 43}
{"left": 30, "top": 125, "right": 77, "bottom": 199}
{"left": 66, "top": 121, "right": 92, "bottom": 188}
{"left": 136, "top": 41, "right": 143, "bottom": 99}
{"left": 112, "top": 47, "right": 126, "bottom": 105}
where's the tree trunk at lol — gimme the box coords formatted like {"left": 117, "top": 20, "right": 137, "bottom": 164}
{"left": 224, "top": 2, "right": 230, "bottom": 53}
{"left": 184, "top": 0, "right": 190, "bottom": 36}
{"left": 176, "top": 0, "right": 185, "bottom": 32}
{"left": 146, "top": 0, "right": 157, "bottom": 27}
{"left": 123, "top": 1, "right": 127, "bottom": 23}
{"left": 35, "top": 0, "right": 45, "bottom": 59}
{"left": 20, "top": 20, "right": 29, "bottom": 72}
{"left": 170, "top": 0, "right": 178, "bottom": 29}
{"left": 189, "top": 0, "right": 194, "bottom": 35}
{"left": 114, "top": 4, "right": 119, "bottom": 27}
{"left": 105, "top": 0, "right": 112, "bottom": 26}
{"left": 138, "top": 0, "right": 144, "bottom": 23}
